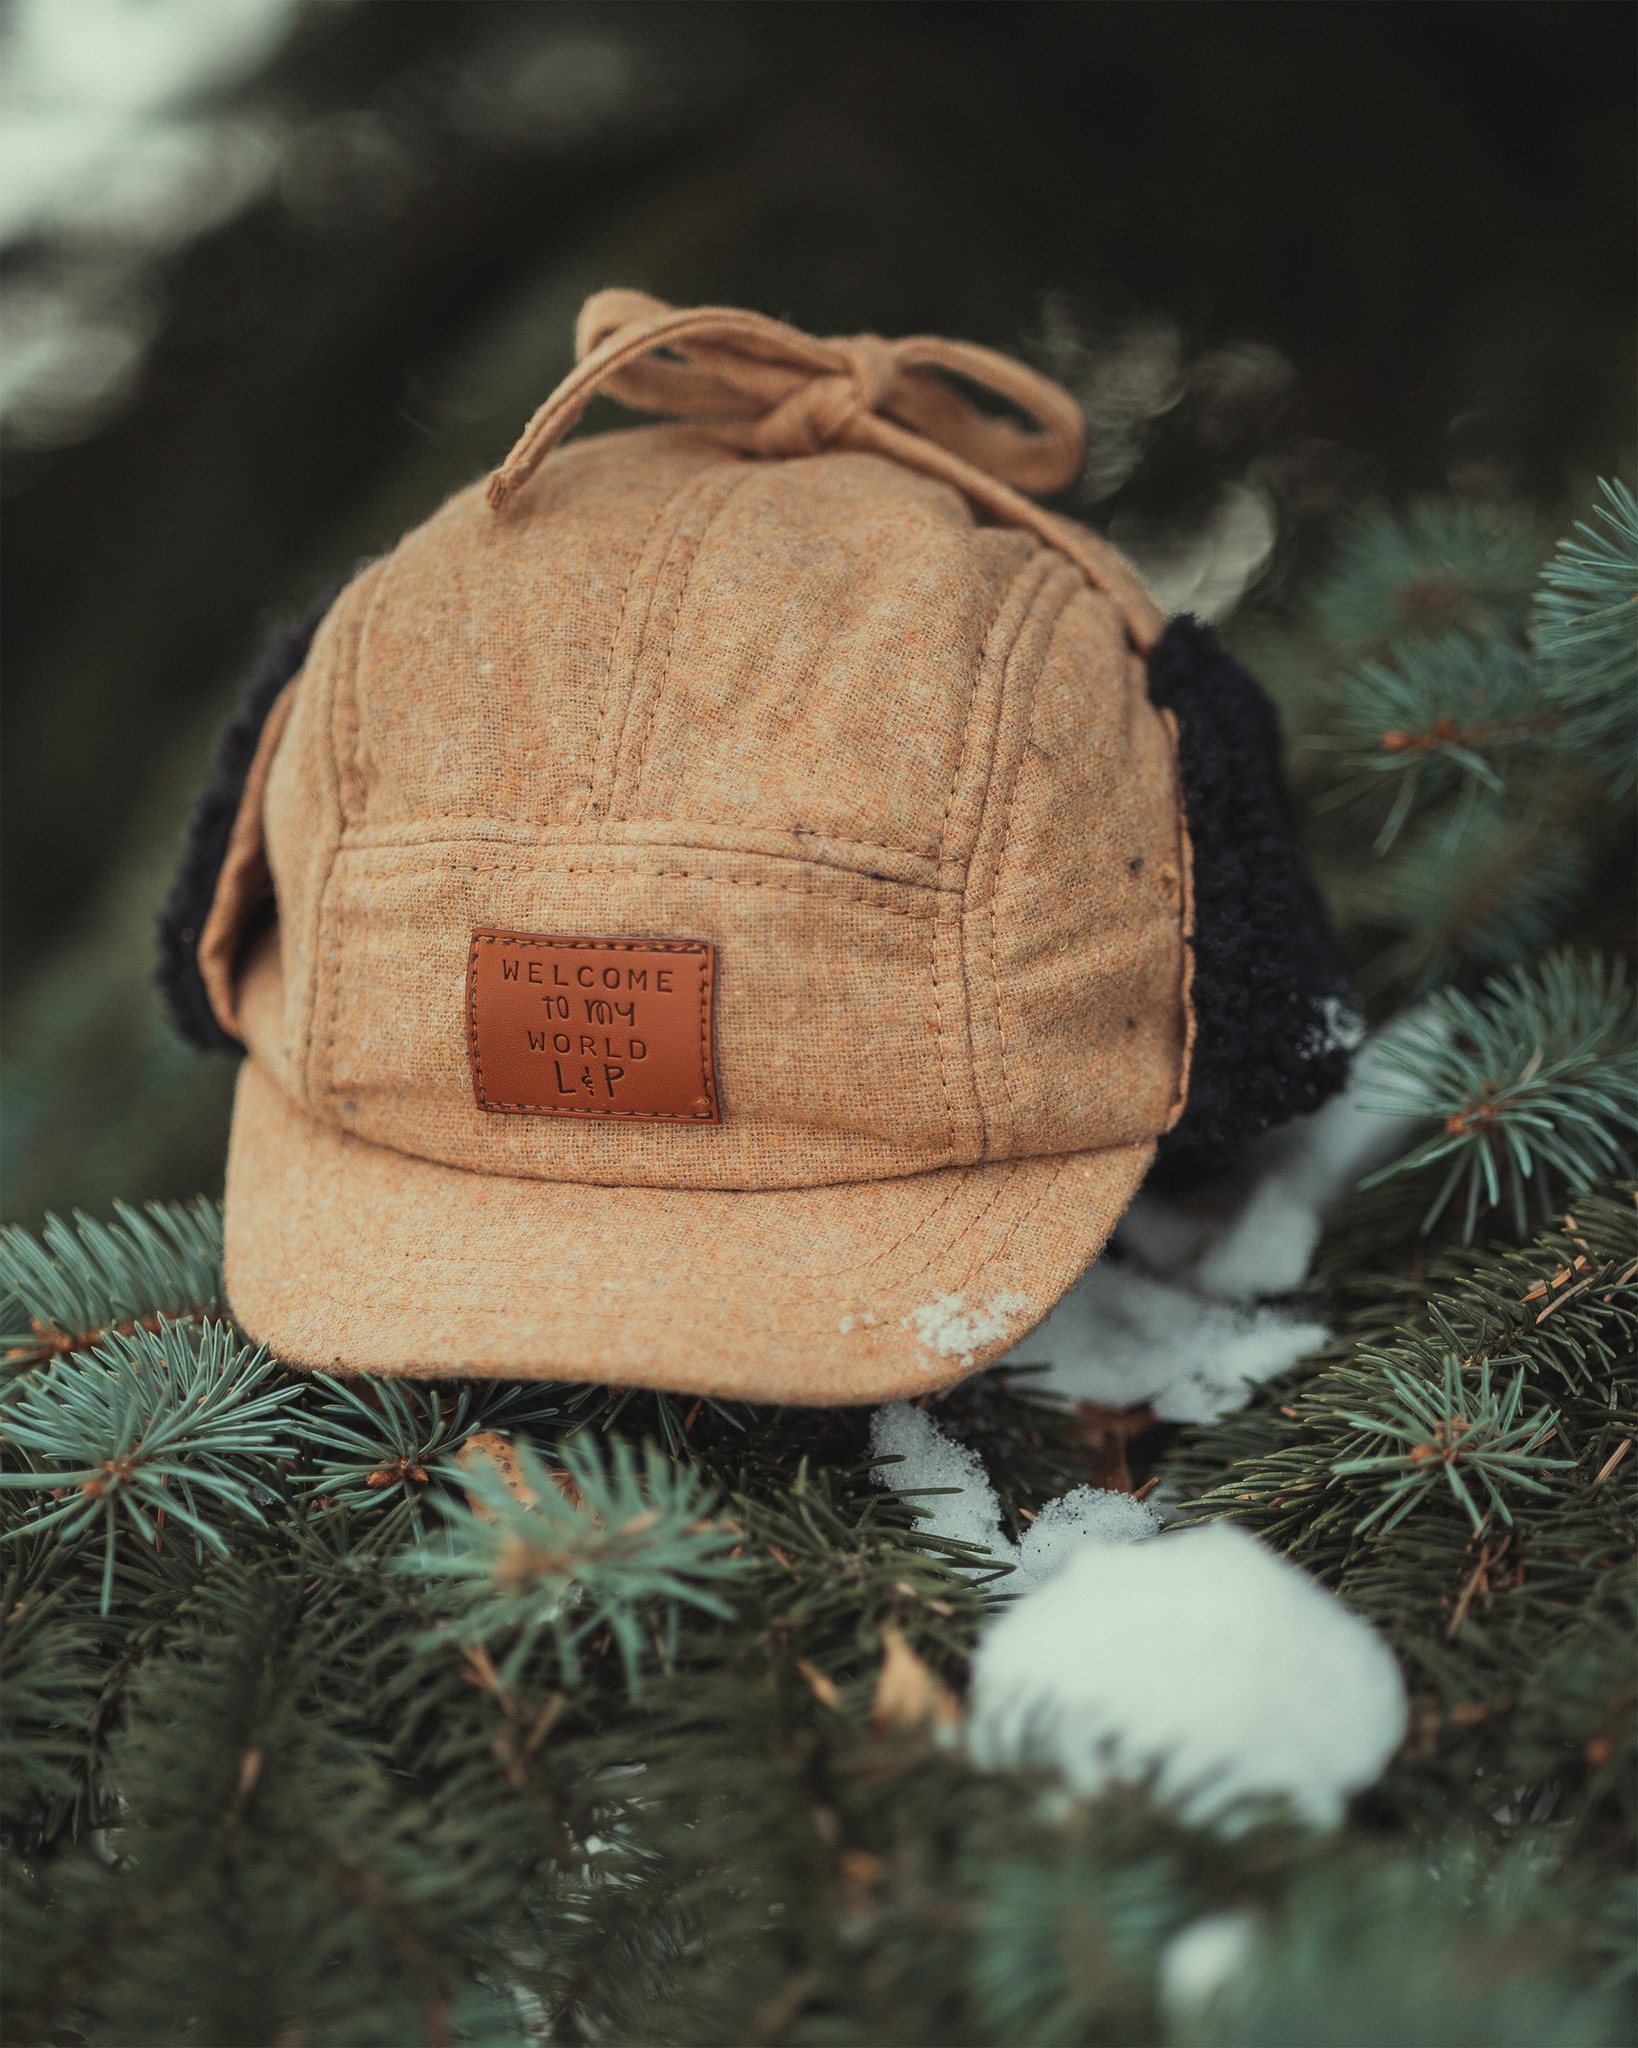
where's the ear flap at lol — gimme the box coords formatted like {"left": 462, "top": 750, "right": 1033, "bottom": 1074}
{"left": 1146, "top": 616, "right": 1360, "bottom": 1175}
{"left": 193, "top": 682, "right": 296, "bottom": 1043}
{"left": 156, "top": 589, "right": 339, "bottom": 1051}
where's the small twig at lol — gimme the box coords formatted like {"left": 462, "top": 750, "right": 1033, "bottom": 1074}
{"left": 1536, "top": 1269, "right": 1604, "bottom": 1323}
{"left": 1448, "top": 1534, "right": 1509, "bottom": 1640}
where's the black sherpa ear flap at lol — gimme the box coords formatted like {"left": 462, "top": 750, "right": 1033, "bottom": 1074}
{"left": 1147, "top": 615, "right": 1360, "bottom": 1175}
{"left": 156, "top": 587, "right": 341, "bottom": 1052}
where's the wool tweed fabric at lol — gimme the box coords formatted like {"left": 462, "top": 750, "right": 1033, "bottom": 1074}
{"left": 200, "top": 291, "right": 1198, "bottom": 1401}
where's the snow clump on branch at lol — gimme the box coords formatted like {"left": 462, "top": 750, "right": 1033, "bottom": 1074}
{"left": 968, "top": 1522, "right": 1407, "bottom": 1828}
{"left": 868, "top": 1401, "right": 1158, "bottom": 1592}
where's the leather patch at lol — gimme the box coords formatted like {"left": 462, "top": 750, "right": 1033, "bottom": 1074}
{"left": 467, "top": 930, "right": 719, "bottom": 1122}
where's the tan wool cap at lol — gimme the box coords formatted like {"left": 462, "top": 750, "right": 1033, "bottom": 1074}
{"left": 201, "top": 290, "right": 1194, "bottom": 1403}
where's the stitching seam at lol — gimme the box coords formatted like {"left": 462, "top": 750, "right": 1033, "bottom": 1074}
{"left": 343, "top": 824, "right": 943, "bottom": 857}
{"left": 342, "top": 825, "right": 953, "bottom": 888}
{"left": 342, "top": 554, "right": 391, "bottom": 828}
{"left": 929, "top": 554, "right": 1035, "bottom": 1163}
{"left": 429, "top": 857, "right": 942, "bottom": 918}
{"left": 617, "top": 464, "right": 758, "bottom": 817}
{"left": 979, "top": 562, "right": 1078, "bottom": 1154}
{"left": 989, "top": 736, "right": 1024, "bottom": 1148}
{"left": 290, "top": 1162, "right": 1009, "bottom": 1314}
{"left": 929, "top": 898, "right": 955, "bottom": 1160}
{"left": 580, "top": 477, "right": 710, "bottom": 825}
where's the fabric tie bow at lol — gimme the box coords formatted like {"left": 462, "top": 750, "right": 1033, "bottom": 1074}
{"left": 487, "top": 290, "right": 1160, "bottom": 648}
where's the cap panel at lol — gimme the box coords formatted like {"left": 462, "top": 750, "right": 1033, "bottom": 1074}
{"left": 610, "top": 451, "right": 1037, "bottom": 850}
{"left": 958, "top": 559, "right": 1090, "bottom": 1158}
{"left": 989, "top": 583, "right": 1191, "bottom": 1155}
{"left": 261, "top": 562, "right": 384, "bottom": 1110}
{"left": 584, "top": 461, "right": 758, "bottom": 824}
{"left": 288, "top": 837, "right": 985, "bottom": 1188}
{"left": 344, "top": 427, "right": 735, "bottom": 833}
{"left": 934, "top": 548, "right": 1065, "bottom": 875}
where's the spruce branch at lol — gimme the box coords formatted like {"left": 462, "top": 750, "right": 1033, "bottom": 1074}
{"left": 552, "top": 1378, "right": 749, "bottom": 1458}
{"left": 971, "top": 1843, "right": 1186, "bottom": 2044}
{"left": 1332, "top": 1354, "right": 1572, "bottom": 1535}
{"left": 1311, "top": 498, "right": 1540, "bottom": 655}
{"left": 1, "top": 1199, "right": 223, "bottom": 1371}
{"left": 0, "top": 1571, "right": 101, "bottom": 1825}
{"left": 9, "top": 1559, "right": 525, "bottom": 2047}
{"left": 296, "top": 1376, "right": 568, "bottom": 1534}
{"left": 1311, "top": 482, "right": 1631, "bottom": 905}
{"left": 1361, "top": 809, "right": 1589, "bottom": 994}
{"left": 732, "top": 1453, "right": 1002, "bottom": 1675}
{"left": 406, "top": 1434, "right": 747, "bottom": 1691}
{"left": 0, "top": 1320, "right": 299, "bottom": 1612}
{"left": 1178, "top": 1183, "right": 1635, "bottom": 1564}
{"left": 1359, "top": 953, "right": 1637, "bottom": 1237}
{"left": 1334, "top": 634, "right": 1550, "bottom": 852}
{"left": 1204, "top": 1848, "right": 1624, "bottom": 2048}
{"left": 1533, "top": 477, "right": 1638, "bottom": 794}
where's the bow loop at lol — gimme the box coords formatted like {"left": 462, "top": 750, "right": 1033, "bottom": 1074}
{"left": 487, "top": 291, "right": 1161, "bottom": 649}
{"left": 490, "top": 289, "right": 1082, "bottom": 500}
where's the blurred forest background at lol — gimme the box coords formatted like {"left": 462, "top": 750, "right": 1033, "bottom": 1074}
{"left": 3, "top": 0, "right": 1634, "bottom": 1228}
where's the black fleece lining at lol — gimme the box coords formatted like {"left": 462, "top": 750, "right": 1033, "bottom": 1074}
{"left": 156, "top": 587, "right": 340, "bottom": 1052}
{"left": 1147, "top": 614, "right": 1357, "bottom": 1175}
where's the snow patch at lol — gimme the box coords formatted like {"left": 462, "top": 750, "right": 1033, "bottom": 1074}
{"left": 869, "top": 1401, "right": 1158, "bottom": 1591}
{"left": 1159, "top": 1912, "right": 1258, "bottom": 2032}
{"left": 1304, "top": 991, "right": 1367, "bottom": 1060}
{"left": 968, "top": 1522, "right": 1407, "bottom": 1827}
{"left": 986, "top": 1036, "right": 1453, "bottom": 1418}
{"left": 869, "top": 1401, "right": 1009, "bottom": 1559}
{"left": 1050, "top": 1011, "right": 1444, "bottom": 1311}
{"left": 1006, "top": 1260, "right": 1328, "bottom": 1424}
{"left": 903, "top": 1289, "right": 1034, "bottom": 1369}
{"left": 1014, "top": 1486, "right": 1160, "bottom": 1583}
{"left": 1182, "top": 1012, "right": 1440, "bottom": 1303}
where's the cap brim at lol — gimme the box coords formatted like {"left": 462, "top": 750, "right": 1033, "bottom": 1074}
{"left": 224, "top": 1059, "right": 1153, "bottom": 1404}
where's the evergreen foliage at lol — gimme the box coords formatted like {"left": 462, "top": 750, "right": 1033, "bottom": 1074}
{"left": 1362, "top": 809, "right": 1590, "bottom": 991}
{"left": 1, "top": 1321, "right": 298, "bottom": 1611}
{"left": 1338, "top": 633, "right": 1545, "bottom": 852}
{"left": 3, "top": 482, "right": 1634, "bottom": 2045}
{"left": 1534, "top": 479, "right": 1638, "bottom": 792}
{"left": 1308, "top": 499, "right": 1542, "bottom": 654}
{"left": 409, "top": 1435, "right": 747, "bottom": 1690}
{"left": 1359, "top": 952, "right": 1637, "bottom": 1235}
{"left": 1311, "top": 478, "right": 1635, "bottom": 993}
{"left": 1, "top": 1199, "right": 224, "bottom": 1370}
{"left": 1332, "top": 1352, "right": 1572, "bottom": 1536}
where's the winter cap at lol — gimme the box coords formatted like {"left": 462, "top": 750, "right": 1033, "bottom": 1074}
{"left": 166, "top": 291, "right": 1345, "bottom": 1402}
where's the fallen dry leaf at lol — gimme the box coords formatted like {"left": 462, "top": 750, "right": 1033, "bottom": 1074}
{"left": 457, "top": 1431, "right": 538, "bottom": 1519}
{"left": 871, "top": 1625, "right": 961, "bottom": 1735}
{"left": 457, "top": 1432, "right": 589, "bottom": 1517}
{"left": 794, "top": 1657, "right": 842, "bottom": 1710}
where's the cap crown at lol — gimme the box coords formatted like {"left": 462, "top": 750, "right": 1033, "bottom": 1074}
{"left": 230, "top": 422, "right": 1190, "bottom": 1194}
